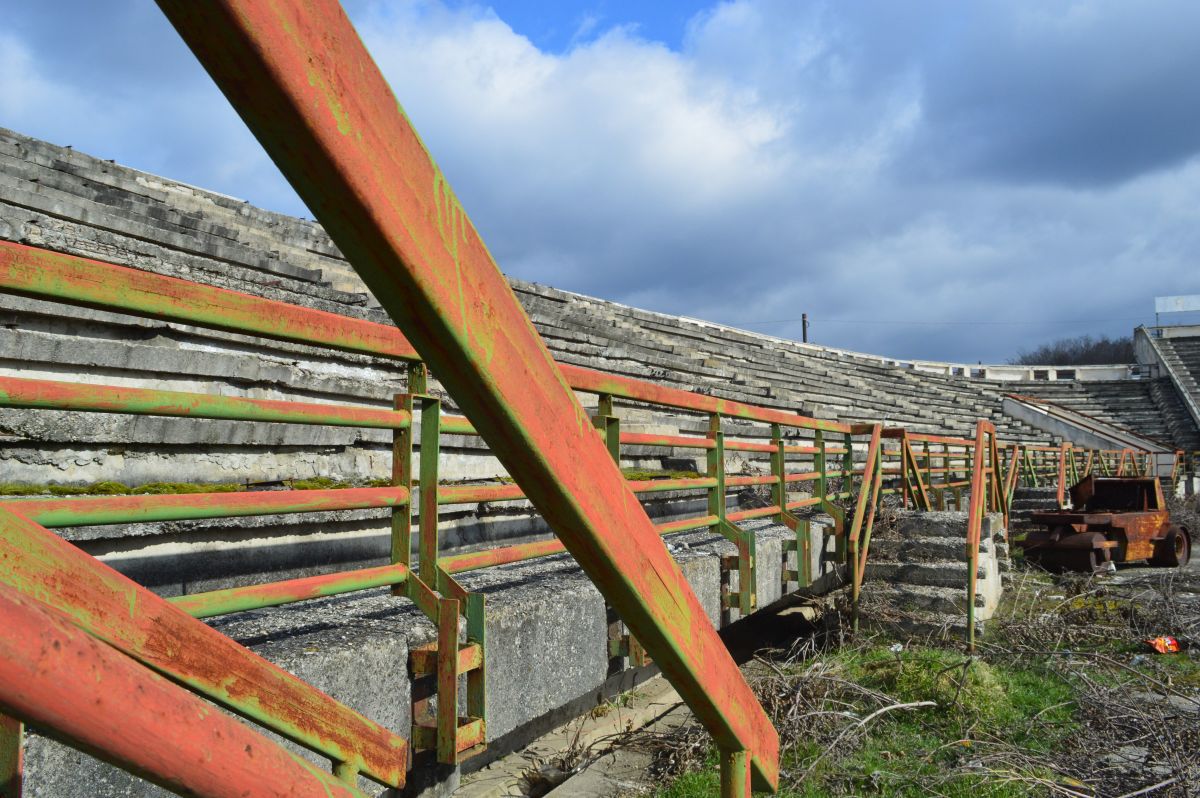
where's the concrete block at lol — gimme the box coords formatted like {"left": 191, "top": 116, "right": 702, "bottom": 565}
{"left": 458, "top": 557, "right": 609, "bottom": 741}
{"left": 24, "top": 590, "right": 425, "bottom": 798}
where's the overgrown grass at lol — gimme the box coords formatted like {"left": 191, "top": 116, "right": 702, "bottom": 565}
{"left": 650, "top": 638, "right": 1078, "bottom": 797}
{"left": 0, "top": 480, "right": 243, "bottom": 496}
{"left": 621, "top": 468, "right": 704, "bottom": 481}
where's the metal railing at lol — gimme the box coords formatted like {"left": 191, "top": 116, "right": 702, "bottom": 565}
{"left": 0, "top": 234, "right": 878, "bottom": 760}
{"left": 0, "top": 215, "right": 1168, "bottom": 798}
{"left": 0, "top": 235, "right": 895, "bottom": 794}
{"left": 0, "top": 245, "right": 1163, "bottom": 793}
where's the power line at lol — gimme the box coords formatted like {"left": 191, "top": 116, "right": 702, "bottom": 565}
{"left": 728, "top": 316, "right": 1148, "bottom": 328}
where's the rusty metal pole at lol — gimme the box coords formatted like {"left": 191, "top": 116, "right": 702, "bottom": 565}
{"left": 0, "top": 714, "right": 20, "bottom": 798}
{"left": 1057, "top": 443, "right": 1069, "bottom": 507}
{"left": 154, "top": 1, "right": 778, "bottom": 789}
{"left": 965, "top": 422, "right": 989, "bottom": 652}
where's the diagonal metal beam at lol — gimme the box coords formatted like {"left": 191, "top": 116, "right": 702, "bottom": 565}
{"left": 154, "top": 0, "right": 779, "bottom": 788}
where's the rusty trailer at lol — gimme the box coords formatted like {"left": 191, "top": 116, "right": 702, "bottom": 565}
{"left": 1020, "top": 475, "right": 1190, "bottom": 572}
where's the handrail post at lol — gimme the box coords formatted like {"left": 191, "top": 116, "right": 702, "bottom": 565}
{"left": 391, "top": 394, "right": 415, "bottom": 576}
{"left": 1056, "top": 443, "right": 1069, "bottom": 508}
{"left": 842, "top": 432, "right": 854, "bottom": 499}
{"left": 592, "top": 394, "right": 620, "bottom": 463}
{"left": 709, "top": 415, "right": 755, "bottom": 616}
{"left": 847, "top": 425, "right": 883, "bottom": 632}
{"left": 900, "top": 431, "right": 930, "bottom": 511}
{"left": 923, "top": 440, "right": 933, "bottom": 507}
{"left": 707, "top": 415, "right": 725, "bottom": 526}
{"left": 0, "top": 714, "right": 21, "bottom": 798}
{"left": 720, "top": 748, "right": 751, "bottom": 798}
{"left": 814, "top": 429, "right": 827, "bottom": 509}
{"left": 594, "top": 395, "right": 649, "bottom": 666}
{"left": 770, "top": 424, "right": 786, "bottom": 524}
{"left": 964, "top": 421, "right": 991, "bottom": 652}
{"left": 771, "top": 425, "right": 810, "bottom": 589}
{"left": 417, "top": 396, "right": 441, "bottom": 586}
{"left": 1004, "top": 443, "right": 1020, "bottom": 521}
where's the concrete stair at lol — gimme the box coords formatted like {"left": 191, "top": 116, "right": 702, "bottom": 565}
{"left": 860, "top": 510, "right": 1006, "bottom": 637}
{"left": 1004, "top": 378, "right": 1195, "bottom": 450}
{"left": 1009, "top": 487, "right": 1059, "bottom": 539}
{"left": 1155, "top": 337, "right": 1200, "bottom": 453}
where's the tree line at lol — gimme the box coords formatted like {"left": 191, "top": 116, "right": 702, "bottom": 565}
{"left": 1009, "top": 334, "right": 1134, "bottom": 365}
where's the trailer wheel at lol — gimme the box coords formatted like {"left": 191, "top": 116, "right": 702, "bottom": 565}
{"left": 1152, "top": 526, "right": 1190, "bottom": 568}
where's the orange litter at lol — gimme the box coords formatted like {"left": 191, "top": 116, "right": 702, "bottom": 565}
{"left": 1146, "top": 636, "right": 1181, "bottom": 654}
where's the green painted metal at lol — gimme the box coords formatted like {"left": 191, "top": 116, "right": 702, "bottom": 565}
{"left": 393, "top": 393, "right": 416, "bottom": 574}
{"left": 847, "top": 425, "right": 884, "bottom": 632}
{"left": 417, "top": 396, "right": 442, "bottom": 587}
{"left": 390, "top": 383, "right": 487, "bottom": 765}
{"left": 168, "top": 563, "right": 410, "bottom": 618}
{"left": 0, "top": 239, "right": 420, "bottom": 363}
{"left": 629, "top": 477, "right": 719, "bottom": 494}
{"left": 0, "top": 583, "right": 373, "bottom": 798}
{"left": 901, "top": 432, "right": 931, "bottom": 511}
{"left": 0, "top": 375, "right": 411, "bottom": 430}
{"left": 6, "top": 486, "right": 409, "bottom": 528}
{"left": 0, "top": 714, "right": 20, "bottom": 798}
{"left": 436, "top": 597, "right": 460, "bottom": 760}
{"left": 706, "top": 416, "right": 757, "bottom": 616}
{"left": 153, "top": 0, "right": 781, "bottom": 778}
{"left": 720, "top": 749, "right": 751, "bottom": 798}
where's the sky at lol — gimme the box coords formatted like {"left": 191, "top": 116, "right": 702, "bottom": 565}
{"left": 3, "top": 1, "right": 1199, "bottom": 363}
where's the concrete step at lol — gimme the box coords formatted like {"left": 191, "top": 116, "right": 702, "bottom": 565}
{"left": 1010, "top": 498, "right": 1058, "bottom": 511}
{"left": 864, "top": 610, "right": 982, "bottom": 640}
{"left": 865, "top": 582, "right": 985, "bottom": 614}
{"left": 864, "top": 560, "right": 987, "bottom": 587}
{"left": 1013, "top": 487, "right": 1059, "bottom": 499}
{"left": 892, "top": 511, "right": 1003, "bottom": 540}
{"left": 870, "top": 536, "right": 990, "bottom": 563}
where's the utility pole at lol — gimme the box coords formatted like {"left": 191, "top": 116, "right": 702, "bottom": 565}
{"left": 802, "top": 313, "right": 809, "bottom": 343}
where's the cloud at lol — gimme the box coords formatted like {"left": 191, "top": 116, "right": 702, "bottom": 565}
{"left": 2, "top": 0, "right": 1199, "bottom": 362}
{"left": 895, "top": 1, "right": 1200, "bottom": 186}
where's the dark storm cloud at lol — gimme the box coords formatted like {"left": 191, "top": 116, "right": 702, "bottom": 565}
{"left": 896, "top": 2, "right": 1200, "bottom": 186}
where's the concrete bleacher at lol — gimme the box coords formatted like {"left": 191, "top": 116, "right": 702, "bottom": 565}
{"left": 997, "top": 378, "right": 1200, "bottom": 452}
{"left": 519, "top": 283, "right": 1060, "bottom": 444}
{"left": 1156, "top": 335, "right": 1200, "bottom": 418}
{"left": 5, "top": 125, "right": 1199, "bottom": 585}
